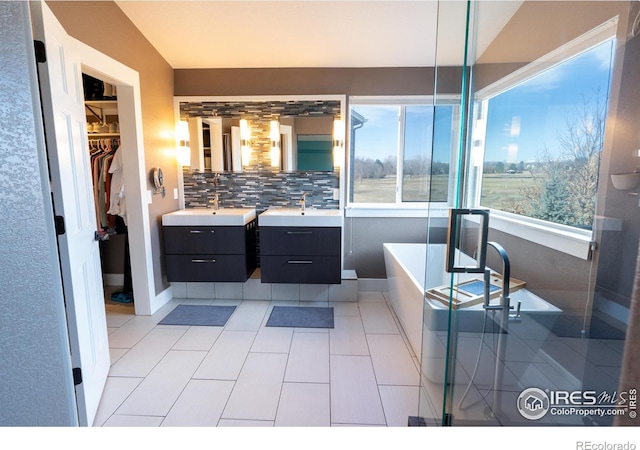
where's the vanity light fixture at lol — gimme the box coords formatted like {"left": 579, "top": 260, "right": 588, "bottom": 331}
{"left": 176, "top": 120, "right": 190, "bottom": 166}
{"left": 240, "top": 119, "right": 252, "bottom": 166}
{"left": 333, "top": 119, "right": 345, "bottom": 168}
{"left": 270, "top": 120, "right": 281, "bottom": 168}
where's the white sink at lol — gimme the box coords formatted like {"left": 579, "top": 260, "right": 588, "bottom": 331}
{"left": 258, "top": 208, "right": 342, "bottom": 227}
{"left": 162, "top": 208, "right": 256, "bottom": 226}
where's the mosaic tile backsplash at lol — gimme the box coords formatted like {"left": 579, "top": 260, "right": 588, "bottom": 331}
{"left": 183, "top": 169, "right": 340, "bottom": 212}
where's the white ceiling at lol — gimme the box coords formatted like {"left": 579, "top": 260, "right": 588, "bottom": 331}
{"left": 115, "top": 1, "right": 523, "bottom": 69}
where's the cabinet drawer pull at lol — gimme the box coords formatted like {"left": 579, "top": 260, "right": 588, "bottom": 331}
{"left": 189, "top": 230, "right": 215, "bottom": 234}
{"left": 286, "top": 231, "right": 312, "bottom": 235}
{"left": 287, "top": 260, "right": 313, "bottom": 264}
{"left": 191, "top": 259, "right": 216, "bottom": 263}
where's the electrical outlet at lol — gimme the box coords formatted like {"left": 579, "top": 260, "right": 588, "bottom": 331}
{"left": 333, "top": 188, "right": 340, "bottom": 200}
{"left": 173, "top": 188, "right": 179, "bottom": 200}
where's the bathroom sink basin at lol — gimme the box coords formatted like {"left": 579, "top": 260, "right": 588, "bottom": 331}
{"left": 258, "top": 208, "right": 342, "bottom": 227}
{"left": 162, "top": 208, "right": 256, "bottom": 226}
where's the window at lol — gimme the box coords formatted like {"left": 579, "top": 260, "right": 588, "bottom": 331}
{"left": 474, "top": 38, "right": 615, "bottom": 230}
{"left": 349, "top": 97, "right": 457, "bottom": 205}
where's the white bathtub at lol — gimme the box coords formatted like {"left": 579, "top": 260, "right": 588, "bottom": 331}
{"left": 383, "top": 243, "right": 562, "bottom": 357}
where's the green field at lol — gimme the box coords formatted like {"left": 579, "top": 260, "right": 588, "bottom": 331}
{"left": 352, "top": 172, "right": 536, "bottom": 210}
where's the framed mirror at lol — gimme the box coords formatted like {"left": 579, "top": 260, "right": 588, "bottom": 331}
{"left": 174, "top": 96, "right": 345, "bottom": 173}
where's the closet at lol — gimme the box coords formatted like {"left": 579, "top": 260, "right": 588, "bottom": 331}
{"left": 83, "top": 73, "right": 132, "bottom": 304}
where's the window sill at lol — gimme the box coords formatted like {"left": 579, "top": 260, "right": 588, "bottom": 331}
{"left": 345, "top": 203, "right": 450, "bottom": 218}
{"left": 475, "top": 210, "right": 595, "bottom": 260}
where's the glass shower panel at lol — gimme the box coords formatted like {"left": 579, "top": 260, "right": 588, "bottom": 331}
{"left": 417, "top": 0, "right": 474, "bottom": 426}
{"left": 433, "top": 0, "right": 636, "bottom": 426}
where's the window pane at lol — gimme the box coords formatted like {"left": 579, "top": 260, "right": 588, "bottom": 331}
{"left": 481, "top": 40, "right": 613, "bottom": 228}
{"left": 350, "top": 105, "right": 399, "bottom": 203}
{"left": 402, "top": 106, "right": 433, "bottom": 202}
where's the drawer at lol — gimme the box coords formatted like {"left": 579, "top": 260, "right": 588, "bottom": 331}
{"left": 166, "top": 254, "right": 250, "bottom": 282}
{"left": 260, "top": 255, "right": 341, "bottom": 284}
{"left": 164, "top": 226, "right": 248, "bottom": 255}
{"left": 260, "top": 227, "right": 341, "bottom": 256}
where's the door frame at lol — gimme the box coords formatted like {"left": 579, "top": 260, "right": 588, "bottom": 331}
{"left": 73, "top": 39, "right": 160, "bottom": 316}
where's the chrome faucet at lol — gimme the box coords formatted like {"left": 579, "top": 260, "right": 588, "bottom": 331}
{"left": 482, "top": 241, "right": 522, "bottom": 322}
{"left": 211, "top": 193, "right": 220, "bottom": 211}
{"left": 300, "top": 193, "right": 306, "bottom": 214}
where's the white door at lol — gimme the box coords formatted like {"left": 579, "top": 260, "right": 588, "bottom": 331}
{"left": 31, "top": 1, "right": 110, "bottom": 426}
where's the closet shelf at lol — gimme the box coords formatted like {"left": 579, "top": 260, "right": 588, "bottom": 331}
{"left": 88, "top": 133, "right": 120, "bottom": 137}
{"left": 85, "top": 100, "right": 118, "bottom": 119}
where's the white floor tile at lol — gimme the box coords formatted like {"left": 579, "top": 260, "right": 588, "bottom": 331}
{"left": 251, "top": 326, "right": 293, "bottom": 353}
{"left": 224, "top": 300, "right": 270, "bottom": 331}
{"left": 193, "top": 330, "right": 256, "bottom": 380}
{"left": 106, "top": 308, "right": 135, "bottom": 328}
{"left": 359, "top": 302, "right": 399, "bottom": 334}
{"left": 222, "top": 353, "right": 288, "bottom": 421}
{"left": 102, "top": 414, "right": 164, "bottom": 427}
{"left": 367, "top": 334, "right": 419, "bottom": 386}
{"left": 93, "top": 377, "right": 142, "bottom": 426}
{"left": 116, "top": 350, "right": 206, "bottom": 416}
{"left": 357, "top": 291, "right": 386, "bottom": 303}
{"left": 330, "top": 301, "right": 360, "bottom": 317}
{"left": 330, "top": 355, "right": 386, "bottom": 425}
{"left": 285, "top": 332, "right": 330, "bottom": 383}
{"left": 329, "top": 316, "right": 369, "bottom": 355}
{"left": 107, "top": 315, "right": 163, "bottom": 349}
{"left": 275, "top": 383, "right": 330, "bottom": 426}
{"left": 378, "top": 385, "right": 419, "bottom": 426}
{"left": 217, "top": 419, "right": 274, "bottom": 426}
{"left": 172, "top": 326, "right": 223, "bottom": 351}
{"left": 162, "top": 379, "right": 235, "bottom": 426}
{"left": 109, "top": 347, "right": 128, "bottom": 365}
{"left": 109, "top": 328, "right": 186, "bottom": 377}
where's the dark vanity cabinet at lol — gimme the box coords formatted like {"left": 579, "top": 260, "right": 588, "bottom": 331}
{"left": 164, "top": 220, "right": 257, "bottom": 282}
{"left": 260, "top": 226, "right": 341, "bottom": 284}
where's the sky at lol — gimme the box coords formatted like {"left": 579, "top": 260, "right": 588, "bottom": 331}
{"left": 481, "top": 40, "right": 614, "bottom": 162}
{"left": 351, "top": 39, "right": 614, "bottom": 165}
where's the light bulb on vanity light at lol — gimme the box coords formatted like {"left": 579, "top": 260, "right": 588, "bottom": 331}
{"left": 333, "top": 119, "right": 345, "bottom": 168}
{"left": 270, "top": 120, "right": 281, "bottom": 168}
{"left": 176, "top": 120, "right": 190, "bottom": 166}
{"left": 240, "top": 119, "right": 252, "bottom": 166}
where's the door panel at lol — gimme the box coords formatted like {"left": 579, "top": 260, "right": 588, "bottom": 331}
{"left": 31, "top": 1, "right": 110, "bottom": 427}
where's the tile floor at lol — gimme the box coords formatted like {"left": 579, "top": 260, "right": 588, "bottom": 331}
{"left": 96, "top": 289, "right": 420, "bottom": 427}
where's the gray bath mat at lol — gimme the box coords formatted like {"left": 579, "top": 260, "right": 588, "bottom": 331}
{"left": 158, "top": 305, "right": 236, "bottom": 326}
{"left": 266, "top": 306, "right": 334, "bottom": 328}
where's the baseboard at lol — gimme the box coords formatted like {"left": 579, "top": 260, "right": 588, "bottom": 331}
{"left": 103, "top": 273, "right": 124, "bottom": 286}
{"left": 358, "top": 278, "right": 388, "bottom": 292}
{"left": 150, "top": 285, "right": 173, "bottom": 315}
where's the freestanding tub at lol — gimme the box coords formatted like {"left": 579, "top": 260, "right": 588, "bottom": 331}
{"left": 383, "top": 243, "right": 562, "bottom": 357}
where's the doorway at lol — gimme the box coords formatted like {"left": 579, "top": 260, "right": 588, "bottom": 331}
{"left": 76, "top": 40, "right": 157, "bottom": 316}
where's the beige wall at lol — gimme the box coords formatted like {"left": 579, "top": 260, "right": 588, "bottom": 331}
{"left": 175, "top": 67, "right": 436, "bottom": 97}
{"left": 48, "top": 1, "right": 178, "bottom": 294}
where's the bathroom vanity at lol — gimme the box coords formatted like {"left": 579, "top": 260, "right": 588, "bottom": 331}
{"left": 258, "top": 209, "right": 342, "bottom": 284}
{"left": 162, "top": 208, "right": 257, "bottom": 282}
